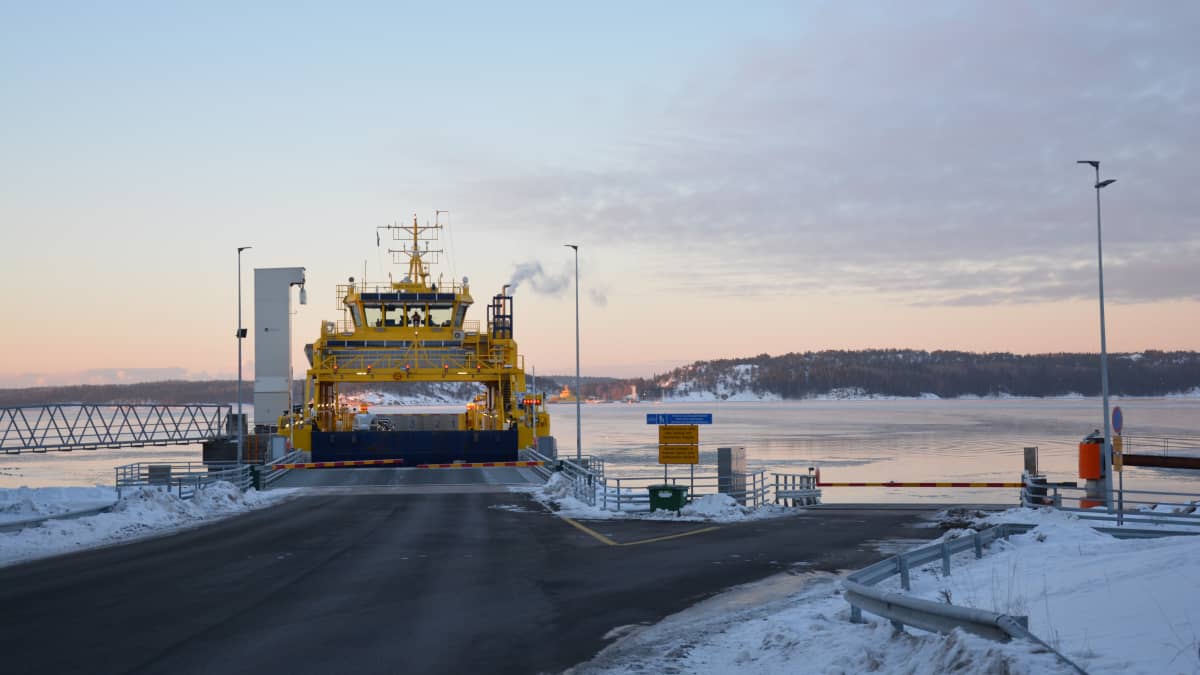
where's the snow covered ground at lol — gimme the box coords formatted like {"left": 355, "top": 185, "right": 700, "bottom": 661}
{"left": 517, "top": 473, "right": 798, "bottom": 523}
{"left": 573, "top": 507, "right": 1200, "bottom": 674}
{"left": 0, "top": 482, "right": 295, "bottom": 568}
{"left": 0, "top": 485, "right": 118, "bottom": 526}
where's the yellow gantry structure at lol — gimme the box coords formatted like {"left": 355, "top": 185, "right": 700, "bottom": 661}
{"left": 279, "top": 213, "right": 550, "bottom": 454}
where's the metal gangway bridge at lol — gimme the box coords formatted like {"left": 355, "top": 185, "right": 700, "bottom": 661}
{"left": 1, "top": 404, "right": 231, "bottom": 453}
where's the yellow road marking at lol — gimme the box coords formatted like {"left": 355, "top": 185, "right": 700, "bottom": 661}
{"left": 560, "top": 516, "right": 619, "bottom": 546}
{"left": 559, "top": 516, "right": 720, "bottom": 547}
{"left": 621, "top": 527, "right": 722, "bottom": 547}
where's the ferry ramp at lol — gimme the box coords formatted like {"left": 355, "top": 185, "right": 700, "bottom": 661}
{"left": 271, "top": 465, "right": 543, "bottom": 490}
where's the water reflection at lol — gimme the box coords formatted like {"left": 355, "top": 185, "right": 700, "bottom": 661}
{"left": 3, "top": 398, "right": 1198, "bottom": 504}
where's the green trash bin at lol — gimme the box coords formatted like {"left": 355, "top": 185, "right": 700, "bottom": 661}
{"left": 648, "top": 484, "right": 689, "bottom": 512}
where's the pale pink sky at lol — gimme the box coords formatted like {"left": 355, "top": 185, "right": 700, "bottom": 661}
{"left": 2, "top": 2, "right": 1198, "bottom": 387}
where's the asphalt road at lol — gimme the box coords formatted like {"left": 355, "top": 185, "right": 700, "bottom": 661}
{"left": 0, "top": 470, "right": 945, "bottom": 675}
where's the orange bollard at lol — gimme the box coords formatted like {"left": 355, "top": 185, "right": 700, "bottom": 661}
{"left": 1079, "top": 432, "right": 1106, "bottom": 508}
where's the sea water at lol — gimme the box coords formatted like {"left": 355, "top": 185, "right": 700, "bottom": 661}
{"left": 3, "top": 398, "right": 1198, "bottom": 504}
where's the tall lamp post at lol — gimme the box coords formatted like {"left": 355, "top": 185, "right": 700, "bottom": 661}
{"left": 1077, "top": 160, "right": 1116, "bottom": 512}
{"left": 565, "top": 244, "right": 581, "bottom": 461}
{"left": 236, "top": 246, "right": 252, "bottom": 467}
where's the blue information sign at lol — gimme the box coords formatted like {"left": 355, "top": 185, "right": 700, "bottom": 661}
{"left": 1112, "top": 406, "right": 1123, "bottom": 434}
{"left": 646, "top": 413, "right": 713, "bottom": 425}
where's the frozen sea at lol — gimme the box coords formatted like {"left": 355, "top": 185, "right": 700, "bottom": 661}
{"left": 2, "top": 397, "right": 1198, "bottom": 503}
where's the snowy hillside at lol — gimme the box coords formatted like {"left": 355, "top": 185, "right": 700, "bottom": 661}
{"left": 661, "top": 363, "right": 781, "bottom": 402}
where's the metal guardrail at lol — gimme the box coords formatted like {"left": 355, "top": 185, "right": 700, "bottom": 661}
{"left": 115, "top": 461, "right": 252, "bottom": 499}
{"left": 2, "top": 404, "right": 230, "bottom": 453}
{"left": 844, "top": 521, "right": 1200, "bottom": 674}
{"left": 843, "top": 523, "right": 1086, "bottom": 674}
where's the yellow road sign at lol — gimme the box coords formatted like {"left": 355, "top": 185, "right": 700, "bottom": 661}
{"left": 658, "top": 444, "right": 699, "bottom": 464}
{"left": 658, "top": 425, "right": 699, "bottom": 445}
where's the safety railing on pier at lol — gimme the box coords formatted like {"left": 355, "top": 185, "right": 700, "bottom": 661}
{"left": 256, "top": 450, "right": 309, "bottom": 487}
{"left": 1119, "top": 434, "right": 1200, "bottom": 455}
{"left": 1022, "top": 473, "right": 1200, "bottom": 528}
{"left": 115, "top": 462, "right": 252, "bottom": 500}
{"left": 2, "top": 404, "right": 230, "bottom": 453}
{"left": 773, "top": 473, "right": 821, "bottom": 506}
{"left": 544, "top": 454, "right": 785, "bottom": 512}
{"left": 595, "top": 471, "right": 772, "bottom": 511}
{"left": 842, "top": 523, "right": 1086, "bottom": 675}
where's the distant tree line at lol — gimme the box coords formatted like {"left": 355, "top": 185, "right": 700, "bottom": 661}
{"left": 3, "top": 350, "right": 1198, "bottom": 405}
{"left": 629, "top": 350, "right": 1200, "bottom": 400}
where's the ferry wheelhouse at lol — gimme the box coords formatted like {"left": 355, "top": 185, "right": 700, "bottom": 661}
{"left": 279, "top": 213, "right": 550, "bottom": 463}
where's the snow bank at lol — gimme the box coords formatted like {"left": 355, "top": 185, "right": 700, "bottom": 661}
{"left": 0, "top": 482, "right": 294, "bottom": 568}
{"left": 0, "top": 486, "right": 117, "bottom": 524}
{"left": 577, "top": 508, "right": 1200, "bottom": 674}
{"left": 517, "top": 474, "right": 795, "bottom": 523}
{"left": 572, "top": 572, "right": 1070, "bottom": 674}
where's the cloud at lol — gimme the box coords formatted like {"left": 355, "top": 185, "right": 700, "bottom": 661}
{"left": 456, "top": 2, "right": 1200, "bottom": 306}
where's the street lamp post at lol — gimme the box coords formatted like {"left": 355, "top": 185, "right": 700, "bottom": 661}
{"left": 1077, "top": 160, "right": 1116, "bottom": 513}
{"left": 236, "top": 246, "right": 252, "bottom": 467}
{"left": 565, "top": 244, "right": 581, "bottom": 462}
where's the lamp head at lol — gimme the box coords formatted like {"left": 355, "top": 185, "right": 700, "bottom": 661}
{"left": 1096, "top": 179, "right": 1116, "bottom": 189}
{"left": 1076, "top": 160, "right": 1099, "bottom": 169}
{"left": 564, "top": 244, "right": 578, "bottom": 251}
{"left": 238, "top": 245, "right": 253, "bottom": 253}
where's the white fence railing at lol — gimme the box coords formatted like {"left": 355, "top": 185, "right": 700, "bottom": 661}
{"left": 114, "top": 461, "right": 252, "bottom": 499}
{"left": 538, "top": 455, "right": 821, "bottom": 512}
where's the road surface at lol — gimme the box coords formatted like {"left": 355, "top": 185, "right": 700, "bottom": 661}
{"left": 0, "top": 468, "right": 944, "bottom": 674}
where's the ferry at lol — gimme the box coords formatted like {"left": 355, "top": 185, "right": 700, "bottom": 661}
{"left": 276, "top": 213, "right": 551, "bottom": 464}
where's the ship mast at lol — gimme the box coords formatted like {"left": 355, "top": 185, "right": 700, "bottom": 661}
{"left": 378, "top": 213, "right": 444, "bottom": 288}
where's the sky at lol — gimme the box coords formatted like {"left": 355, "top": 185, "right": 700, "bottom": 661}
{"left": 2, "top": 1, "right": 1198, "bottom": 386}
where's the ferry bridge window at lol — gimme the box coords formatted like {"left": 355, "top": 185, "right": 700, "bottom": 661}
{"left": 364, "top": 304, "right": 383, "bottom": 327}
{"left": 428, "top": 306, "right": 452, "bottom": 328}
{"left": 408, "top": 307, "right": 425, "bottom": 327}
{"left": 384, "top": 305, "right": 402, "bottom": 327}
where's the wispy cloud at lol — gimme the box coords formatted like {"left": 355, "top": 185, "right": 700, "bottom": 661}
{"left": 457, "top": 2, "right": 1200, "bottom": 306}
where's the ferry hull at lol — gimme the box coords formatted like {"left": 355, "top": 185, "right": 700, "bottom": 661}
{"left": 310, "top": 429, "right": 519, "bottom": 464}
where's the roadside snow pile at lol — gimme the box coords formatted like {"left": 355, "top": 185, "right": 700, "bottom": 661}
{"left": 576, "top": 509, "right": 1200, "bottom": 675}
{"left": 520, "top": 474, "right": 795, "bottom": 523}
{"left": 572, "top": 571, "right": 1071, "bottom": 675}
{"left": 0, "top": 486, "right": 117, "bottom": 524}
{"left": 0, "top": 482, "right": 294, "bottom": 568}
{"left": 910, "top": 508, "right": 1200, "bottom": 674}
